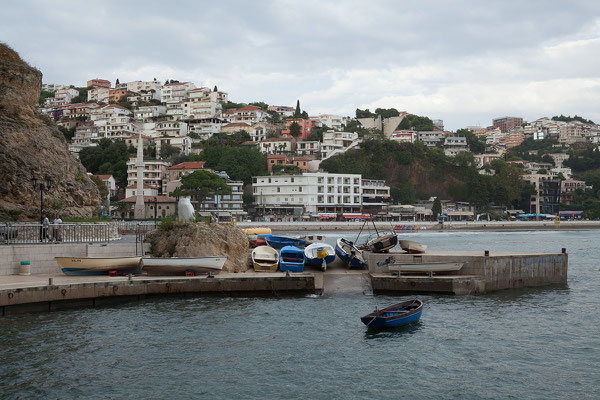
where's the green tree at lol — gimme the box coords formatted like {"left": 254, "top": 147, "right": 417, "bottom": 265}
{"left": 457, "top": 128, "right": 485, "bottom": 154}
{"left": 272, "top": 164, "right": 302, "bottom": 175}
{"left": 171, "top": 170, "right": 232, "bottom": 205}
{"left": 294, "top": 100, "right": 301, "bottom": 117}
{"left": 213, "top": 85, "right": 218, "bottom": 92}
{"left": 39, "top": 90, "right": 54, "bottom": 105}
{"left": 355, "top": 108, "right": 376, "bottom": 118}
{"left": 159, "top": 143, "right": 181, "bottom": 160}
{"left": 58, "top": 126, "right": 76, "bottom": 142}
{"left": 70, "top": 87, "right": 89, "bottom": 104}
{"left": 249, "top": 101, "right": 269, "bottom": 110}
{"left": 90, "top": 175, "right": 109, "bottom": 199}
{"left": 432, "top": 197, "right": 442, "bottom": 219}
{"left": 289, "top": 121, "right": 301, "bottom": 138}
{"left": 79, "top": 139, "right": 129, "bottom": 188}
{"left": 115, "top": 78, "right": 120, "bottom": 85}
{"left": 201, "top": 146, "right": 267, "bottom": 185}
{"left": 397, "top": 115, "right": 434, "bottom": 131}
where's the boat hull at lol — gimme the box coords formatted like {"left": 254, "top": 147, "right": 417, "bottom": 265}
{"left": 366, "top": 233, "right": 398, "bottom": 253}
{"left": 279, "top": 245, "right": 305, "bottom": 272}
{"left": 266, "top": 236, "right": 307, "bottom": 249}
{"left": 56, "top": 257, "right": 142, "bottom": 276}
{"left": 252, "top": 245, "right": 279, "bottom": 272}
{"left": 399, "top": 240, "right": 427, "bottom": 254}
{"left": 335, "top": 238, "right": 367, "bottom": 269}
{"left": 361, "top": 299, "right": 424, "bottom": 329}
{"left": 304, "top": 243, "right": 336, "bottom": 270}
{"left": 142, "top": 257, "right": 226, "bottom": 275}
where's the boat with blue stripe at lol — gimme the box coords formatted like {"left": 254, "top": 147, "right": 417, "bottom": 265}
{"left": 304, "top": 243, "right": 336, "bottom": 271}
{"left": 335, "top": 238, "right": 367, "bottom": 268}
{"left": 361, "top": 299, "right": 423, "bottom": 329}
{"left": 266, "top": 235, "right": 307, "bottom": 249}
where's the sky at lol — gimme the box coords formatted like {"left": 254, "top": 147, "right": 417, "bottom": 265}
{"left": 2, "top": 0, "right": 600, "bottom": 130}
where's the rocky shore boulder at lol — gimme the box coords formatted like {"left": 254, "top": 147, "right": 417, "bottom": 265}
{"left": 145, "top": 223, "right": 250, "bottom": 273}
{"left": 0, "top": 43, "right": 100, "bottom": 220}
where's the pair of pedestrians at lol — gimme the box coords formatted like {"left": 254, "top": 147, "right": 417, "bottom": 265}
{"left": 41, "top": 213, "right": 62, "bottom": 242}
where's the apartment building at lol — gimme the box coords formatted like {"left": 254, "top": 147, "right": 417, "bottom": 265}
{"left": 267, "top": 105, "right": 295, "bottom": 117}
{"left": 281, "top": 118, "right": 316, "bottom": 140}
{"left": 492, "top": 116, "right": 523, "bottom": 133}
{"left": 87, "top": 78, "right": 111, "bottom": 88}
{"left": 390, "top": 130, "right": 416, "bottom": 143}
{"left": 521, "top": 174, "right": 561, "bottom": 215}
{"left": 134, "top": 105, "right": 167, "bottom": 120}
{"left": 223, "top": 105, "right": 269, "bottom": 124}
{"left": 361, "top": 179, "right": 391, "bottom": 210}
{"left": 321, "top": 130, "right": 359, "bottom": 159}
{"left": 185, "top": 118, "right": 223, "bottom": 140}
{"left": 88, "top": 86, "right": 110, "bottom": 103}
{"left": 126, "top": 158, "right": 170, "bottom": 191}
{"left": 161, "top": 82, "right": 195, "bottom": 102}
{"left": 311, "top": 114, "right": 349, "bottom": 131}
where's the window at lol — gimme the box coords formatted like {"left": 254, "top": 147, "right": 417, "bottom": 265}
{"left": 318, "top": 186, "right": 323, "bottom": 193}
{"left": 299, "top": 187, "right": 302, "bottom": 192}
{"left": 277, "top": 187, "right": 280, "bottom": 192}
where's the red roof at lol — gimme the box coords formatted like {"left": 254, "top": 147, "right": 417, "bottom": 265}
{"left": 122, "top": 195, "right": 176, "bottom": 203}
{"left": 93, "top": 174, "right": 113, "bottom": 180}
{"left": 168, "top": 161, "right": 206, "bottom": 170}
{"left": 223, "top": 122, "right": 251, "bottom": 128}
{"left": 223, "top": 105, "right": 263, "bottom": 114}
{"left": 267, "top": 154, "right": 287, "bottom": 160}
{"left": 164, "top": 82, "right": 190, "bottom": 87}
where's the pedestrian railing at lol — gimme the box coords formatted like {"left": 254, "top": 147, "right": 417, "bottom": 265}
{"left": 0, "top": 223, "right": 110, "bottom": 245}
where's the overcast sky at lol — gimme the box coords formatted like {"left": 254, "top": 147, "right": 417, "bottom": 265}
{"left": 2, "top": 0, "right": 600, "bottom": 130}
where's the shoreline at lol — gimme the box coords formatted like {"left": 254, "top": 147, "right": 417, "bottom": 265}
{"left": 237, "top": 220, "right": 600, "bottom": 232}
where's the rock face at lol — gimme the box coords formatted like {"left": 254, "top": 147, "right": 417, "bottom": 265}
{"left": 145, "top": 223, "right": 250, "bottom": 272}
{"left": 0, "top": 43, "right": 100, "bottom": 220}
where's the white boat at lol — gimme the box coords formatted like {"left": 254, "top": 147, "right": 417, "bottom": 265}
{"left": 56, "top": 256, "right": 142, "bottom": 276}
{"left": 142, "top": 257, "right": 226, "bottom": 275}
{"left": 388, "top": 262, "right": 464, "bottom": 274}
{"left": 364, "top": 233, "right": 398, "bottom": 253}
{"left": 304, "top": 242, "right": 336, "bottom": 271}
{"left": 399, "top": 240, "right": 428, "bottom": 254}
{"left": 251, "top": 245, "right": 279, "bottom": 272}
{"left": 335, "top": 238, "right": 367, "bottom": 269}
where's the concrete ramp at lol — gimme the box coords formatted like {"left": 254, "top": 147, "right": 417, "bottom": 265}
{"left": 320, "top": 271, "right": 372, "bottom": 295}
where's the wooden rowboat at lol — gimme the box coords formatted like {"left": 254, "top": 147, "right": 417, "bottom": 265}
{"left": 56, "top": 256, "right": 142, "bottom": 276}
{"left": 335, "top": 238, "right": 367, "bottom": 269}
{"left": 399, "top": 240, "right": 427, "bottom": 254}
{"left": 251, "top": 245, "right": 279, "bottom": 272}
{"left": 141, "top": 257, "right": 226, "bottom": 275}
{"left": 361, "top": 299, "right": 423, "bottom": 329}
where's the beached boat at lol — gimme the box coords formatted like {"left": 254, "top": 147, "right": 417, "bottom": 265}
{"left": 141, "top": 257, "right": 226, "bottom": 275}
{"left": 388, "top": 261, "right": 464, "bottom": 274}
{"left": 361, "top": 299, "right": 424, "bottom": 329}
{"left": 364, "top": 233, "right": 398, "bottom": 253}
{"left": 279, "top": 245, "right": 305, "bottom": 272}
{"left": 255, "top": 233, "right": 272, "bottom": 247}
{"left": 304, "top": 243, "right": 335, "bottom": 271}
{"left": 399, "top": 240, "right": 427, "bottom": 254}
{"left": 335, "top": 238, "right": 367, "bottom": 269}
{"left": 56, "top": 256, "right": 142, "bottom": 276}
{"left": 243, "top": 227, "right": 272, "bottom": 247}
{"left": 266, "top": 235, "right": 307, "bottom": 249}
{"left": 251, "top": 245, "right": 279, "bottom": 272}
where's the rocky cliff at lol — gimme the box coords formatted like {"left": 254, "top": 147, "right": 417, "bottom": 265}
{"left": 145, "top": 223, "right": 250, "bottom": 273}
{"left": 0, "top": 43, "right": 100, "bottom": 220}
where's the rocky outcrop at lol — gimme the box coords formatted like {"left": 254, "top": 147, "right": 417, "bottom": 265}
{"left": 145, "top": 223, "right": 250, "bottom": 273}
{"left": 0, "top": 43, "right": 100, "bottom": 219}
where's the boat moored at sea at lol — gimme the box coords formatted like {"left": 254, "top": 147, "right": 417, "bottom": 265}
{"left": 56, "top": 256, "right": 142, "bottom": 276}
{"left": 304, "top": 243, "right": 336, "bottom": 271}
{"left": 266, "top": 235, "right": 307, "bottom": 249}
{"left": 335, "top": 238, "right": 367, "bottom": 269}
{"left": 141, "top": 257, "right": 226, "bottom": 275}
{"left": 251, "top": 245, "right": 279, "bottom": 272}
{"left": 361, "top": 299, "right": 423, "bottom": 329}
{"left": 399, "top": 240, "right": 427, "bottom": 254}
{"left": 279, "top": 245, "right": 305, "bottom": 272}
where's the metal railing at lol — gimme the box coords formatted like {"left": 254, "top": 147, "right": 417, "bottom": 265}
{"left": 0, "top": 223, "right": 110, "bottom": 245}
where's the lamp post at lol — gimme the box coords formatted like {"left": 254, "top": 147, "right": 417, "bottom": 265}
{"left": 153, "top": 196, "right": 158, "bottom": 226}
{"left": 31, "top": 175, "right": 52, "bottom": 240}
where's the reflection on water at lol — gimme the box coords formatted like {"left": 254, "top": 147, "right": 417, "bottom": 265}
{"left": 1, "top": 230, "right": 600, "bottom": 399}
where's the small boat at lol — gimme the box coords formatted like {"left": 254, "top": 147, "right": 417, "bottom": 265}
{"left": 142, "top": 257, "right": 226, "bottom": 275}
{"left": 266, "top": 235, "right": 307, "bottom": 249}
{"left": 251, "top": 245, "right": 279, "bottom": 272}
{"left": 364, "top": 233, "right": 398, "bottom": 253}
{"left": 255, "top": 233, "right": 272, "bottom": 247}
{"left": 304, "top": 243, "right": 335, "bottom": 271}
{"left": 399, "top": 240, "right": 427, "bottom": 254}
{"left": 56, "top": 256, "right": 142, "bottom": 276}
{"left": 243, "top": 227, "right": 272, "bottom": 247}
{"left": 279, "top": 245, "right": 305, "bottom": 272}
{"left": 335, "top": 238, "right": 367, "bottom": 269}
{"left": 388, "top": 262, "right": 464, "bottom": 274}
{"left": 361, "top": 299, "right": 424, "bottom": 329}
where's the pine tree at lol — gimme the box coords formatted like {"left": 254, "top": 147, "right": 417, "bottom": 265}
{"left": 115, "top": 78, "right": 120, "bottom": 85}
{"left": 432, "top": 197, "right": 442, "bottom": 220}
{"left": 294, "top": 100, "right": 301, "bottom": 117}
{"left": 213, "top": 85, "right": 218, "bottom": 92}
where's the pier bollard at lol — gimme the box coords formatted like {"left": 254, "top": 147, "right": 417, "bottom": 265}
{"left": 128, "top": 274, "right": 133, "bottom": 281}
{"left": 484, "top": 250, "right": 489, "bottom": 257}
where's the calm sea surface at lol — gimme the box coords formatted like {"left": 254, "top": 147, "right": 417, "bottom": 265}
{"left": 1, "top": 230, "right": 599, "bottom": 399}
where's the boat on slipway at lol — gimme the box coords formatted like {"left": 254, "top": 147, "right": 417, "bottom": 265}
{"left": 361, "top": 299, "right": 424, "bottom": 329}
{"left": 56, "top": 256, "right": 142, "bottom": 276}
{"left": 251, "top": 245, "right": 279, "bottom": 272}
{"left": 335, "top": 238, "right": 367, "bottom": 269}
{"left": 304, "top": 243, "right": 336, "bottom": 271}
{"left": 266, "top": 235, "right": 307, "bottom": 249}
{"left": 399, "top": 240, "right": 427, "bottom": 254}
{"left": 364, "top": 233, "right": 398, "bottom": 253}
{"left": 141, "top": 257, "right": 226, "bottom": 275}
{"left": 279, "top": 245, "right": 305, "bottom": 272}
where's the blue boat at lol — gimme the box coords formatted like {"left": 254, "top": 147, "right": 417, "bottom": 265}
{"left": 279, "top": 245, "right": 305, "bottom": 272}
{"left": 266, "top": 235, "right": 307, "bottom": 249}
{"left": 335, "top": 238, "right": 367, "bottom": 268}
{"left": 360, "top": 299, "right": 423, "bottom": 329}
{"left": 304, "top": 243, "right": 336, "bottom": 271}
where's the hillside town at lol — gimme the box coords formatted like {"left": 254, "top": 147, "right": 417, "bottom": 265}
{"left": 38, "top": 78, "right": 600, "bottom": 222}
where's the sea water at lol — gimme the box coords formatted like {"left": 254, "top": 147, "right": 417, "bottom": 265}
{"left": 1, "top": 230, "right": 599, "bottom": 399}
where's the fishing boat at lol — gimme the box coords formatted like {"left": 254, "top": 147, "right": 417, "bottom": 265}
{"left": 361, "top": 299, "right": 424, "bottom": 329}
{"left": 304, "top": 243, "right": 336, "bottom": 271}
{"left": 56, "top": 256, "right": 142, "bottom": 276}
{"left": 265, "top": 235, "right": 307, "bottom": 249}
{"left": 364, "top": 233, "right": 398, "bottom": 253}
{"left": 251, "top": 245, "right": 279, "bottom": 272}
{"left": 141, "top": 257, "right": 226, "bottom": 275}
{"left": 279, "top": 245, "right": 305, "bottom": 272}
{"left": 399, "top": 240, "right": 427, "bottom": 254}
{"left": 335, "top": 238, "right": 367, "bottom": 269}
{"left": 388, "top": 261, "right": 464, "bottom": 274}
{"left": 243, "top": 227, "right": 272, "bottom": 247}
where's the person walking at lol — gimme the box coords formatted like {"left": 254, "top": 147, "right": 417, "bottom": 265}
{"left": 41, "top": 212, "right": 49, "bottom": 242}
{"left": 52, "top": 213, "right": 63, "bottom": 242}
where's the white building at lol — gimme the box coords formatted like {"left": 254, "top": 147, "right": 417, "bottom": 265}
{"left": 390, "top": 130, "right": 416, "bottom": 143}
{"left": 42, "top": 83, "right": 69, "bottom": 92}
{"left": 267, "top": 105, "right": 295, "bottom": 118}
{"left": 296, "top": 140, "right": 321, "bottom": 157}
{"left": 361, "top": 179, "right": 391, "bottom": 210}
{"left": 185, "top": 118, "right": 223, "bottom": 140}
{"left": 89, "top": 104, "right": 132, "bottom": 121}
{"left": 258, "top": 137, "right": 295, "bottom": 154}
{"left": 321, "top": 130, "right": 360, "bottom": 159}
{"left": 126, "top": 158, "right": 170, "bottom": 190}
{"left": 252, "top": 172, "right": 363, "bottom": 214}
{"left": 161, "top": 82, "right": 196, "bottom": 102}
{"left": 54, "top": 88, "right": 80, "bottom": 103}
{"left": 134, "top": 105, "right": 167, "bottom": 120}
{"left": 311, "top": 114, "right": 350, "bottom": 131}
{"left": 122, "top": 80, "right": 162, "bottom": 93}
{"left": 444, "top": 136, "right": 469, "bottom": 156}
{"left": 88, "top": 87, "right": 110, "bottom": 103}
{"left": 223, "top": 105, "right": 269, "bottom": 124}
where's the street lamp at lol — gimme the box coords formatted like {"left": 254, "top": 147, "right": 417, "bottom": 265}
{"left": 31, "top": 175, "right": 52, "bottom": 239}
